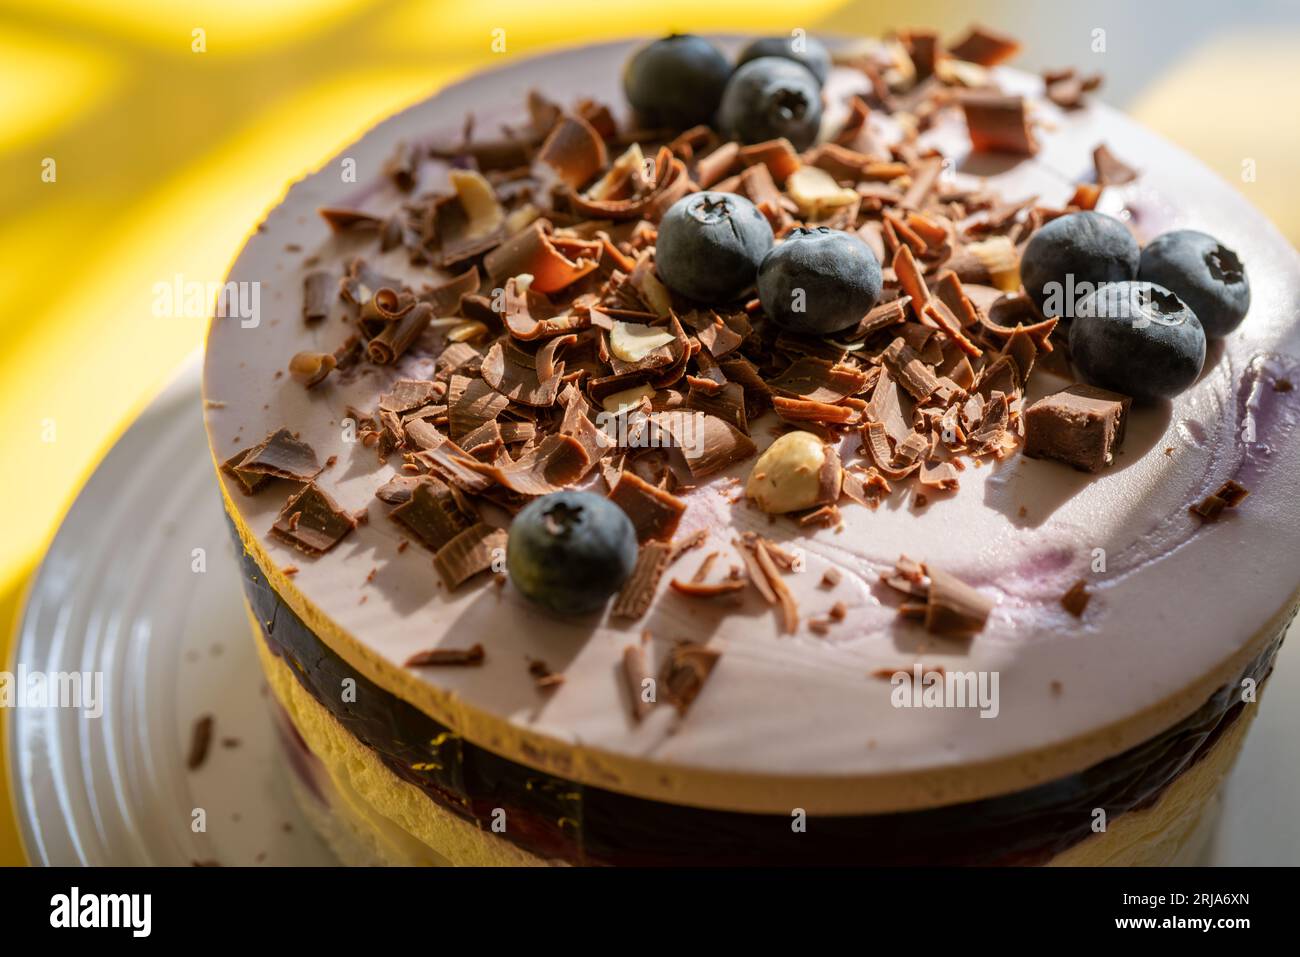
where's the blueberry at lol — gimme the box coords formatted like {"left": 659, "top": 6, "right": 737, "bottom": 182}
{"left": 1138, "top": 230, "right": 1250, "bottom": 338}
{"left": 717, "top": 56, "right": 823, "bottom": 151}
{"left": 757, "top": 227, "right": 882, "bottom": 335}
{"left": 1068, "top": 281, "right": 1206, "bottom": 401}
{"left": 656, "top": 191, "right": 774, "bottom": 302}
{"left": 737, "top": 35, "right": 832, "bottom": 86}
{"left": 1020, "top": 211, "right": 1140, "bottom": 318}
{"left": 507, "top": 491, "right": 637, "bottom": 615}
{"left": 623, "top": 34, "right": 732, "bottom": 129}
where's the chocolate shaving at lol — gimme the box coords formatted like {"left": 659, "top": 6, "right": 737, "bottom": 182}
{"left": 768, "top": 357, "right": 868, "bottom": 403}
{"left": 379, "top": 379, "right": 438, "bottom": 415}
{"left": 612, "top": 541, "right": 672, "bottom": 619}
{"left": 881, "top": 338, "right": 940, "bottom": 401}
{"left": 270, "top": 482, "right": 356, "bottom": 556}
{"left": 221, "top": 449, "right": 270, "bottom": 495}
{"left": 405, "top": 644, "right": 486, "bottom": 667}
{"left": 236, "top": 428, "right": 322, "bottom": 482}
{"left": 537, "top": 113, "right": 607, "bottom": 189}
{"left": 737, "top": 535, "right": 798, "bottom": 634}
{"left": 485, "top": 220, "right": 600, "bottom": 293}
{"left": 844, "top": 297, "right": 909, "bottom": 340}
{"left": 187, "top": 714, "right": 214, "bottom": 771}
{"left": 622, "top": 643, "right": 655, "bottom": 721}
{"left": 433, "top": 523, "right": 507, "bottom": 589}
{"left": 1093, "top": 143, "right": 1139, "bottom": 186}
{"left": 463, "top": 432, "right": 594, "bottom": 495}
{"left": 390, "top": 476, "right": 479, "bottom": 551}
{"left": 921, "top": 564, "right": 994, "bottom": 637}
{"left": 658, "top": 642, "right": 721, "bottom": 715}
{"left": 670, "top": 578, "right": 747, "bottom": 598}
{"left": 651, "top": 412, "right": 756, "bottom": 479}
{"left": 375, "top": 474, "right": 422, "bottom": 505}
{"left": 482, "top": 340, "right": 565, "bottom": 408}
{"left": 384, "top": 141, "right": 421, "bottom": 192}
{"left": 369, "top": 301, "right": 432, "bottom": 365}
{"left": 319, "top": 207, "right": 384, "bottom": 232}
{"left": 303, "top": 270, "right": 334, "bottom": 323}
{"left": 448, "top": 375, "right": 510, "bottom": 436}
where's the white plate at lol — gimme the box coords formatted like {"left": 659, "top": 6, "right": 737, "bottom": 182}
{"left": 8, "top": 356, "right": 1299, "bottom": 865}
{"left": 8, "top": 353, "right": 336, "bottom": 866}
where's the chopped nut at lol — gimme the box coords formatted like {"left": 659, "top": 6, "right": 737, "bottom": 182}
{"left": 786, "top": 166, "right": 859, "bottom": 220}
{"left": 586, "top": 142, "right": 646, "bottom": 201}
{"left": 288, "top": 351, "right": 336, "bottom": 388}
{"left": 745, "top": 431, "right": 841, "bottom": 514}
{"left": 449, "top": 168, "right": 504, "bottom": 238}
{"left": 609, "top": 320, "right": 676, "bottom": 362}
{"left": 601, "top": 383, "right": 655, "bottom": 415}
{"left": 950, "top": 236, "right": 1020, "bottom": 292}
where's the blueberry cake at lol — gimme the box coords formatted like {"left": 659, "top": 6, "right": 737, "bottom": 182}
{"left": 203, "top": 27, "right": 1300, "bottom": 865}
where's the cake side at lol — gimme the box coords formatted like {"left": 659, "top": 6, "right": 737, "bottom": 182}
{"left": 203, "top": 35, "right": 1300, "bottom": 815}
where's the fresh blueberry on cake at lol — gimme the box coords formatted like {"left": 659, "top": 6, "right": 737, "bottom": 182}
{"left": 622, "top": 34, "right": 732, "bottom": 129}
{"left": 507, "top": 490, "right": 638, "bottom": 614}
{"left": 202, "top": 24, "right": 1300, "bottom": 866}
{"left": 717, "top": 56, "right": 824, "bottom": 150}
{"left": 655, "top": 191, "right": 774, "bottom": 301}
{"left": 1139, "top": 229, "right": 1251, "bottom": 338}
{"left": 1019, "top": 210, "right": 1140, "bottom": 318}
{"left": 736, "top": 34, "right": 833, "bottom": 87}
{"left": 757, "top": 226, "right": 883, "bottom": 334}
{"left": 1069, "top": 281, "right": 1207, "bottom": 400}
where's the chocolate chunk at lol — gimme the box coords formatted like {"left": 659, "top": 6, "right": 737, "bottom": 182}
{"left": 1061, "top": 579, "right": 1091, "bottom": 617}
{"left": 959, "top": 93, "right": 1037, "bottom": 156}
{"left": 1093, "top": 143, "right": 1139, "bottom": 186}
{"left": 608, "top": 471, "right": 686, "bottom": 543}
{"left": 1023, "top": 384, "right": 1131, "bottom": 473}
{"left": 1190, "top": 479, "right": 1250, "bottom": 522}
{"left": 270, "top": 482, "right": 356, "bottom": 556}
{"left": 375, "top": 475, "right": 423, "bottom": 505}
{"left": 947, "top": 25, "right": 1021, "bottom": 66}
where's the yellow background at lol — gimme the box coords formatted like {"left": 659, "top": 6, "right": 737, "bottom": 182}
{"left": 2, "top": 0, "right": 1298, "bottom": 865}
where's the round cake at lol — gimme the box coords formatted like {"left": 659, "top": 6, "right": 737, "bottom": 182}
{"left": 202, "top": 27, "right": 1300, "bottom": 866}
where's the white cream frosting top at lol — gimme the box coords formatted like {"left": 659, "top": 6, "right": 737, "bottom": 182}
{"left": 203, "top": 38, "right": 1300, "bottom": 813}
